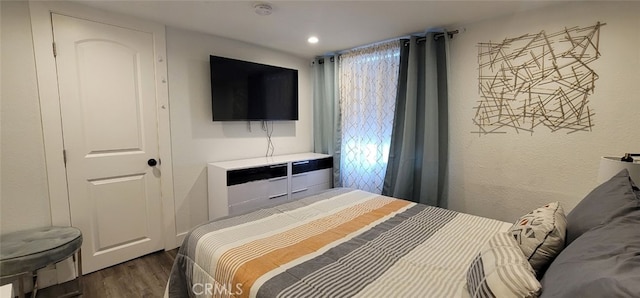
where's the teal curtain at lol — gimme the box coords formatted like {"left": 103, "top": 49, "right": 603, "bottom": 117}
{"left": 383, "top": 32, "right": 450, "bottom": 207}
{"left": 312, "top": 56, "right": 342, "bottom": 187}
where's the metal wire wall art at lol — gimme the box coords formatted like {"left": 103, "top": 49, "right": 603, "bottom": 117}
{"left": 474, "top": 22, "right": 605, "bottom": 135}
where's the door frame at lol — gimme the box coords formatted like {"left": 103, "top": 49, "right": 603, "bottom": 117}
{"left": 29, "top": 0, "right": 178, "bottom": 273}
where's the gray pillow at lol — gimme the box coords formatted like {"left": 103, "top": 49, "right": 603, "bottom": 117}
{"left": 565, "top": 169, "right": 638, "bottom": 246}
{"left": 540, "top": 205, "right": 640, "bottom": 297}
{"left": 508, "top": 202, "right": 566, "bottom": 276}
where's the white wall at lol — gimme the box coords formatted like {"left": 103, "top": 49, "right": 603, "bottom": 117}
{"left": 447, "top": 2, "right": 640, "bottom": 222}
{"left": 166, "top": 27, "right": 313, "bottom": 237}
{"left": 0, "top": 0, "right": 52, "bottom": 233}
{"left": 0, "top": 0, "right": 312, "bottom": 242}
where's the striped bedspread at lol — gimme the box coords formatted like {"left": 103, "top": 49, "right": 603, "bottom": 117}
{"left": 166, "top": 188, "right": 510, "bottom": 298}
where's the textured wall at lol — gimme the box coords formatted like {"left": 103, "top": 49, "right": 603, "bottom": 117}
{"left": 0, "top": 1, "right": 52, "bottom": 233}
{"left": 447, "top": 2, "right": 640, "bottom": 222}
{"left": 166, "top": 27, "right": 313, "bottom": 236}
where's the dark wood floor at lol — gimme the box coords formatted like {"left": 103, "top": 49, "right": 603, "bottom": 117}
{"left": 37, "top": 249, "right": 178, "bottom": 297}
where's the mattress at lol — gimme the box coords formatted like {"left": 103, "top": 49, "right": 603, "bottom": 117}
{"left": 166, "top": 188, "right": 511, "bottom": 298}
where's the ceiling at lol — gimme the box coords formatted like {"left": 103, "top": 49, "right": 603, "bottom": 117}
{"left": 73, "top": 0, "right": 570, "bottom": 58}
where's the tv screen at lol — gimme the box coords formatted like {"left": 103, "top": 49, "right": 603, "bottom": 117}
{"left": 210, "top": 55, "right": 299, "bottom": 121}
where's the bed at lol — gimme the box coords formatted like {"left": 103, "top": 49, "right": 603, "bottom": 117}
{"left": 166, "top": 188, "right": 511, "bottom": 298}
{"left": 166, "top": 169, "right": 640, "bottom": 298}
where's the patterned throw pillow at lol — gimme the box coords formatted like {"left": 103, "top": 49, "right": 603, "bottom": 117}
{"left": 509, "top": 202, "right": 567, "bottom": 275}
{"left": 467, "top": 232, "right": 541, "bottom": 298}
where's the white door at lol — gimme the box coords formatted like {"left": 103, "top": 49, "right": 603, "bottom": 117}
{"left": 52, "top": 13, "right": 163, "bottom": 274}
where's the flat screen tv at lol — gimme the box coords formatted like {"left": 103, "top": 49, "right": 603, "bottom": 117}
{"left": 210, "top": 55, "right": 299, "bottom": 121}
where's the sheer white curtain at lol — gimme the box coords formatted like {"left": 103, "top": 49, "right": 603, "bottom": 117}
{"left": 338, "top": 41, "right": 401, "bottom": 194}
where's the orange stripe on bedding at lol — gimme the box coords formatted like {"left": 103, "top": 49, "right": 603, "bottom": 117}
{"left": 213, "top": 196, "right": 393, "bottom": 283}
{"left": 218, "top": 198, "right": 411, "bottom": 298}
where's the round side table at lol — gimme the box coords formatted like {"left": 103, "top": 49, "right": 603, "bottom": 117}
{"left": 0, "top": 226, "right": 83, "bottom": 298}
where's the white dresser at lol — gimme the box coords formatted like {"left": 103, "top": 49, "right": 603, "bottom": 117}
{"left": 207, "top": 153, "right": 333, "bottom": 220}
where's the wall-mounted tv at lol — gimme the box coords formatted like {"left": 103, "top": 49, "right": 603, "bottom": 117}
{"left": 210, "top": 55, "right": 298, "bottom": 121}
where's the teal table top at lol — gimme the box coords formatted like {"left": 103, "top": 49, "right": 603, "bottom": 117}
{"left": 0, "top": 226, "right": 82, "bottom": 276}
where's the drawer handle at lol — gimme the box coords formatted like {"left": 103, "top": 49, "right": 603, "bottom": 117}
{"left": 292, "top": 173, "right": 308, "bottom": 178}
{"left": 292, "top": 188, "right": 309, "bottom": 194}
{"left": 293, "top": 161, "right": 310, "bottom": 165}
{"left": 268, "top": 176, "right": 287, "bottom": 182}
{"left": 270, "top": 164, "right": 287, "bottom": 168}
{"left": 268, "top": 193, "right": 288, "bottom": 199}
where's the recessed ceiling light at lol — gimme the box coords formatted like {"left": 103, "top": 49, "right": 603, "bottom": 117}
{"left": 308, "top": 36, "right": 319, "bottom": 44}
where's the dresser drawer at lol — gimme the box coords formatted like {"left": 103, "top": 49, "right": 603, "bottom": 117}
{"left": 292, "top": 168, "right": 331, "bottom": 190}
{"left": 227, "top": 163, "right": 287, "bottom": 186}
{"left": 292, "top": 157, "right": 333, "bottom": 175}
{"left": 229, "top": 193, "right": 289, "bottom": 216}
{"left": 227, "top": 176, "right": 288, "bottom": 206}
{"left": 291, "top": 182, "right": 332, "bottom": 200}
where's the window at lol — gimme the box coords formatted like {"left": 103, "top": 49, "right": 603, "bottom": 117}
{"left": 338, "top": 41, "right": 401, "bottom": 194}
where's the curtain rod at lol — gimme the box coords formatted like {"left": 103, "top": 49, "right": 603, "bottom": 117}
{"left": 315, "top": 56, "right": 335, "bottom": 65}
{"left": 428, "top": 29, "right": 459, "bottom": 41}
{"left": 314, "top": 29, "right": 459, "bottom": 63}
{"left": 400, "top": 30, "right": 459, "bottom": 46}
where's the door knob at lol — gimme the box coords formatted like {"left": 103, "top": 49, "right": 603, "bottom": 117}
{"left": 148, "top": 159, "right": 158, "bottom": 167}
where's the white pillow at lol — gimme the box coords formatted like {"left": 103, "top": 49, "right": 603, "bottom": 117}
{"left": 509, "top": 202, "right": 567, "bottom": 275}
{"left": 467, "top": 232, "right": 541, "bottom": 298}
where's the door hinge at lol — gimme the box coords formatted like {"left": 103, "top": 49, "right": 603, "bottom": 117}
{"left": 53, "top": 42, "right": 57, "bottom": 57}
{"left": 63, "top": 149, "right": 67, "bottom": 166}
